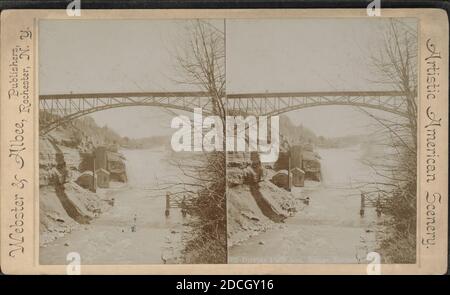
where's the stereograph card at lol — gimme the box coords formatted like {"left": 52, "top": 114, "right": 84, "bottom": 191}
{"left": 0, "top": 8, "right": 448, "bottom": 274}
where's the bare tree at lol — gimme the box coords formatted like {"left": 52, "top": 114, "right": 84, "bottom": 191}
{"left": 175, "top": 20, "right": 226, "bottom": 123}
{"left": 362, "top": 19, "right": 417, "bottom": 263}
{"left": 369, "top": 19, "right": 418, "bottom": 143}
{"left": 165, "top": 20, "right": 227, "bottom": 263}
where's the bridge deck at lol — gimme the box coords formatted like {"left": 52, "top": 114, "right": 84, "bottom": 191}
{"left": 226, "top": 90, "right": 406, "bottom": 98}
{"left": 40, "top": 90, "right": 406, "bottom": 100}
{"left": 39, "top": 90, "right": 410, "bottom": 134}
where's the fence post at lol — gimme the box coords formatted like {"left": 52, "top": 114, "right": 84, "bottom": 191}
{"left": 92, "top": 151, "right": 96, "bottom": 193}
{"left": 360, "top": 192, "right": 365, "bottom": 217}
{"left": 165, "top": 192, "right": 170, "bottom": 217}
{"left": 288, "top": 156, "right": 292, "bottom": 191}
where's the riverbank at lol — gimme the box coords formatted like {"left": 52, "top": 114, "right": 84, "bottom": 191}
{"left": 40, "top": 182, "right": 170, "bottom": 264}
{"left": 228, "top": 146, "right": 380, "bottom": 263}
{"left": 39, "top": 134, "right": 119, "bottom": 247}
{"left": 40, "top": 148, "right": 187, "bottom": 264}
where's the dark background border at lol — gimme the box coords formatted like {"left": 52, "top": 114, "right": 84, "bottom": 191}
{"left": 0, "top": 0, "right": 449, "bottom": 290}
{"left": 0, "top": 0, "right": 449, "bottom": 10}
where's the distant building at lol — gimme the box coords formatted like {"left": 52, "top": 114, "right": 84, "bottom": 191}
{"left": 271, "top": 170, "right": 290, "bottom": 190}
{"left": 94, "top": 146, "right": 127, "bottom": 183}
{"left": 96, "top": 168, "right": 110, "bottom": 188}
{"left": 274, "top": 150, "right": 290, "bottom": 171}
{"left": 302, "top": 150, "right": 321, "bottom": 181}
{"left": 290, "top": 145, "right": 303, "bottom": 169}
{"left": 106, "top": 151, "right": 127, "bottom": 182}
{"left": 291, "top": 167, "right": 305, "bottom": 187}
{"left": 76, "top": 171, "right": 96, "bottom": 192}
{"left": 94, "top": 146, "right": 108, "bottom": 170}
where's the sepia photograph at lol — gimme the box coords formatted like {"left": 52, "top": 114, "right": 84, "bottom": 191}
{"left": 38, "top": 19, "right": 226, "bottom": 264}
{"left": 0, "top": 8, "right": 447, "bottom": 275}
{"left": 226, "top": 18, "right": 418, "bottom": 264}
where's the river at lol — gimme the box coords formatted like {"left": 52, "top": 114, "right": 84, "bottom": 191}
{"left": 40, "top": 148, "right": 183, "bottom": 265}
{"left": 41, "top": 145, "right": 381, "bottom": 265}
{"left": 229, "top": 145, "right": 380, "bottom": 264}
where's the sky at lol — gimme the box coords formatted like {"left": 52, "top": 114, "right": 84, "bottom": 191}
{"left": 226, "top": 18, "right": 416, "bottom": 137}
{"left": 39, "top": 18, "right": 416, "bottom": 139}
{"left": 39, "top": 20, "right": 220, "bottom": 138}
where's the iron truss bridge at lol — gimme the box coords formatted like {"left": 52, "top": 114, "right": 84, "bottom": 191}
{"left": 226, "top": 91, "right": 408, "bottom": 117}
{"left": 39, "top": 90, "right": 408, "bottom": 135}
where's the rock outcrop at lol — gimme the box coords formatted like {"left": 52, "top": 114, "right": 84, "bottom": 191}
{"left": 39, "top": 118, "right": 123, "bottom": 246}
{"left": 227, "top": 152, "right": 301, "bottom": 247}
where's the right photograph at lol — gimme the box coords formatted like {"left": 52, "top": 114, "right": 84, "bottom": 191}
{"left": 226, "top": 18, "right": 418, "bottom": 264}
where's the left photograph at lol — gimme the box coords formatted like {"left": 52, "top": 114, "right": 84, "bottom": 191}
{"left": 38, "top": 20, "right": 226, "bottom": 264}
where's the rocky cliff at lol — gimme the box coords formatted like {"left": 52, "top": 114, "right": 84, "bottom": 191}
{"left": 39, "top": 118, "right": 123, "bottom": 246}
{"left": 227, "top": 153, "right": 302, "bottom": 247}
